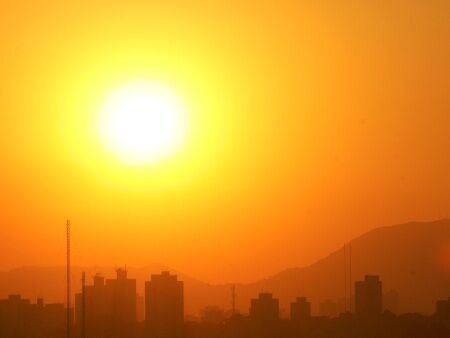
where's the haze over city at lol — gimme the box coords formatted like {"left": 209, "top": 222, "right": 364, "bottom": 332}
{"left": 1, "top": 0, "right": 449, "bottom": 285}
{"left": 0, "top": 1, "right": 450, "bottom": 338}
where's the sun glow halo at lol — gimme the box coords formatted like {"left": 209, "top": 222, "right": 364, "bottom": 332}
{"left": 99, "top": 82, "right": 187, "bottom": 164}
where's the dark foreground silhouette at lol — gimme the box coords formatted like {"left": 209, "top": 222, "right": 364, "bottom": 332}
{"left": 1, "top": 310, "right": 450, "bottom": 338}
{"left": 1, "top": 271, "right": 450, "bottom": 338}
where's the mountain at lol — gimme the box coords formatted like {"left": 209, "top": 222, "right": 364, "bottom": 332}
{"left": 240, "top": 219, "right": 450, "bottom": 315}
{"left": 0, "top": 220, "right": 449, "bottom": 316}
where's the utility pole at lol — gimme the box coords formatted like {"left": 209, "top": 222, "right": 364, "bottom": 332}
{"left": 66, "top": 219, "right": 71, "bottom": 338}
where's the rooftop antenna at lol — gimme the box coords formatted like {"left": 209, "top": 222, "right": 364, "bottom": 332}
{"left": 66, "top": 219, "right": 71, "bottom": 338}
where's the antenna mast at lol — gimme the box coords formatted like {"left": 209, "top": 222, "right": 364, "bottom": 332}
{"left": 66, "top": 219, "right": 71, "bottom": 338}
{"left": 349, "top": 245, "right": 352, "bottom": 312}
{"left": 81, "top": 271, "right": 86, "bottom": 338}
{"left": 231, "top": 285, "right": 236, "bottom": 316}
{"left": 344, "top": 244, "right": 347, "bottom": 312}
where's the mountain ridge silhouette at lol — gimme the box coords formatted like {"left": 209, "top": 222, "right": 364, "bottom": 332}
{"left": 0, "top": 219, "right": 449, "bottom": 316}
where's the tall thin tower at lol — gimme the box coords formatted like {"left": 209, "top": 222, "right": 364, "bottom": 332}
{"left": 349, "top": 245, "right": 352, "bottom": 312}
{"left": 344, "top": 244, "right": 347, "bottom": 312}
{"left": 66, "top": 219, "right": 71, "bottom": 338}
{"left": 231, "top": 285, "right": 236, "bottom": 316}
{"left": 81, "top": 272, "right": 86, "bottom": 338}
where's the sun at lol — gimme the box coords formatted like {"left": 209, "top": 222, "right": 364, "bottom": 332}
{"left": 98, "top": 81, "right": 188, "bottom": 164}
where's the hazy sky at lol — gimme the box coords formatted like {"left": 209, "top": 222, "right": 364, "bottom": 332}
{"left": 0, "top": 0, "right": 449, "bottom": 283}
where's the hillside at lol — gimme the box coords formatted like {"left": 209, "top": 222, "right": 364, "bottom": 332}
{"left": 241, "top": 219, "right": 450, "bottom": 314}
{"left": 0, "top": 220, "right": 449, "bottom": 315}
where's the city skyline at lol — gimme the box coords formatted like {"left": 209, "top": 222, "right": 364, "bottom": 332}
{"left": 0, "top": 270, "right": 448, "bottom": 322}
{"left": 0, "top": 219, "right": 448, "bottom": 316}
{"left": 1, "top": 224, "right": 449, "bottom": 338}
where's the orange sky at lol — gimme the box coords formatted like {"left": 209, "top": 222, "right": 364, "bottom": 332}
{"left": 0, "top": 0, "right": 449, "bottom": 283}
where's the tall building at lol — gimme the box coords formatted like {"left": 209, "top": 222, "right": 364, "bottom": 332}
{"left": 75, "top": 269, "right": 136, "bottom": 337}
{"left": 290, "top": 297, "right": 311, "bottom": 322}
{"left": 75, "top": 274, "right": 108, "bottom": 327}
{"left": 0, "top": 295, "right": 67, "bottom": 337}
{"left": 106, "top": 268, "right": 137, "bottom": 324}
{"left": 0, "top": 295, "right": 32, "bottom": 336}
{"left": 355, "top": 275, "right": 383, "bottom": 316}
{"left": 250, "top": 293, "right": 279, "bottom": 322}
{"left": 436, "top": 297, "right": 450, "bottom": 318}
{"left": 145, "top": 271, "right": 184, "bottom": 338}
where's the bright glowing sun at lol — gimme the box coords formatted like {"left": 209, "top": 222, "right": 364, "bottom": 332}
{"left": 99, "top": 82, "right": 187, "bottom": 164}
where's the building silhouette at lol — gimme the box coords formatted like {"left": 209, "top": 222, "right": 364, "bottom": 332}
{"left": 75, "top": 269, "right": 136, "bottom": 337}
{"left": 0, "top": 295, "right": 67, "bottom": 337}
{"left": 355, "top": 275, "right": 383, "bottom": 317}
{"left": 290, "top": 297, "right": 311, "bottom": 322}
{"left": 145, "top": 271, "right": 184, "bottom": 338}
{"left": 435, "top": 297, "right": 450, "bottom": 319}
{"left": 42, "top": 303, "right": 67, "bottom": 332}
{"left": 0, "top": 294, "right": 32, "bottom": 334}
{"left": 108, "top": 268, "right": 137, "bottom": 324}
{"left": 250, "top": 293, "right": 279, "bottom": 322}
